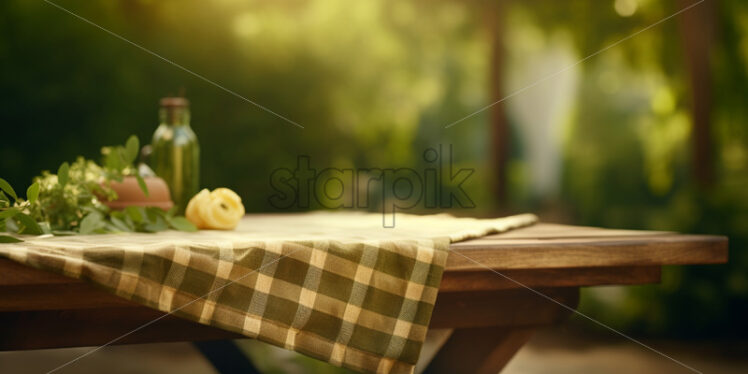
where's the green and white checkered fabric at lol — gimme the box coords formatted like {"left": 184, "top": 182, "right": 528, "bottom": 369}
{"left": 0, "top": 212, "right": 536, "bottom": 373}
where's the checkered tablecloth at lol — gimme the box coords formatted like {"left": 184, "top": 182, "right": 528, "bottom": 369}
{"left": 0, "top": 212, "right": 536, "bottom": 373}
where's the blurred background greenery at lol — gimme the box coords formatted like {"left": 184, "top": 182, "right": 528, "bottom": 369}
{"left": 1, "top": 0, "right": 746, "bottom": 349}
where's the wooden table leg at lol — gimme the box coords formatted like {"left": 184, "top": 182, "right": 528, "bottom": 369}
{"left": 425, "top": 287, "right": 579, "bottom": 373}
{"left": 423, "top": 326, "right": 535, "bottom": 374}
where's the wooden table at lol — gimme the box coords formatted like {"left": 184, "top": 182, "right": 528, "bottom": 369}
{"left": 0, "top": 223, "right": 728, "bottom": 373}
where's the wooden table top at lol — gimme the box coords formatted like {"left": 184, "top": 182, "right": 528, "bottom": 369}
{"left": 0, "top": 223, "right": 728, "bottom": 351}
{"left": 449, "top": 223, "right": 727, "bottom": 270}
{"left": 0, "top": 223, "right": 728, "bottom": 306}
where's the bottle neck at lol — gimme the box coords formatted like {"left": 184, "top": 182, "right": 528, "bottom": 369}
{"left": 159, "top": 107, "right": 190, "bottom": 127}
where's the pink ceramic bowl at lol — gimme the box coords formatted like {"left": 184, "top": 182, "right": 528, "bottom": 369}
{"left": 101, "top": 176, "right": 174, "bottom": 211}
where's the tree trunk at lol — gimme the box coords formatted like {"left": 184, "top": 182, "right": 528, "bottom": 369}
{"left": 487, "top": 1, "right": 509, "bottom": 208}
{"left": 678, "top": 0, "right": 716, "bottom": 187}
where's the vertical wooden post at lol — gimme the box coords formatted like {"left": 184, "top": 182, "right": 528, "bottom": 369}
{"left": 486, "top": 1, "right": 509, "bottom": 209}
{"left": 678, "top": 0, "right": 716, "bottom": 187}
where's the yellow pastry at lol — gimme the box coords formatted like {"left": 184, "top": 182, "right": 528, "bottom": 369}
{"left": 185, "top": 188, "right": 245, "bottom": 230}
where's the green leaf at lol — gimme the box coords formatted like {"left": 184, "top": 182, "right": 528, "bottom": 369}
{"left": 109, "top": 216, "right": 134, "bottom": 232}
{"left": 26, "top": 182, "right": 40, "bottom": 205}
{"left": 0, "top": 208, "right": 20, "bottom": 219}
{"left": 4, "top": 218, "right": 19, "bottom": 233}
{"left": 123, "top": 214, "right": 135, "bottom": 229}
{"left": 0, "top": 178, "right": 18, "bottom": 200}
{"left": 118, "top": 148, "right": 129, "bottom": 166}
{"left": 125, "top": 206, "right": 143, "bottom": 223}
{"left": 110, "top": 211, "right": 126, "bottom": 220}
{"left": 38, "top": 221, "right": 52, "bottom": 235}
{"left": 143, "top": 214, "right": 168, "bottom": 232}
{"left": 169, "top": 216, "right": 197, "bottom": 232}
{"left": 135, "top": 174, "right": 149, "bottom": 197}
{"left": 104, "top": 148, "right": 124, "bottom": 171}
{"left": 145, "top": 207, "right": 160, "bottom": 222}
{"left": 165, "top": 206, "right": 177, "bottom": 218}
{"left": 125, "top": 135, "right": 140, "bottom": 165}
{"left": 79, "top": 212, "right": 104, "bottom": 234}
{"left": 58, "top": 162, "right": 70, "bottom": 187}
{"left": 15, "top": 213, "right": 44, "bottom": 235}
{"left": 0, "top": 235, "right": 23, "bottom": 243}
{"left": 99, "top": 223, "right": 118, "bottom": 234}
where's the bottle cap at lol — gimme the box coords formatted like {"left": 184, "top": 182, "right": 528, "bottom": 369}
{"left": 159, "top": 97, "right": 189, "bottom": 108}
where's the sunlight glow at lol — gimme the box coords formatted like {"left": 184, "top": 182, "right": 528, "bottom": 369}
{"left": 614, "top": 0, "right": 638, "bottom": 17}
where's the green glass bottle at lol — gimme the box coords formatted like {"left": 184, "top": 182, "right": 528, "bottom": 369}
{"left": 150, "top": 97, "right": 200, "bottom": 214}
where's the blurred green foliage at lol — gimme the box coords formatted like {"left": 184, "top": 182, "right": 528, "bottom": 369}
{"left": 0, "top": 0, "right": 746, "bottom": 339}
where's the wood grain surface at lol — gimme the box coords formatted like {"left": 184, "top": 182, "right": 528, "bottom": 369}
{"left": 448, "top": 224, "right": 728, "bottom": 271}
{"left": 0, "top": 223, "right": 728, "bottom": 352}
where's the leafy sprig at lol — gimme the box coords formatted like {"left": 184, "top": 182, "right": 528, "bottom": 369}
{"left": 0, "top": 136, "right": 196, "bottom": 243}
